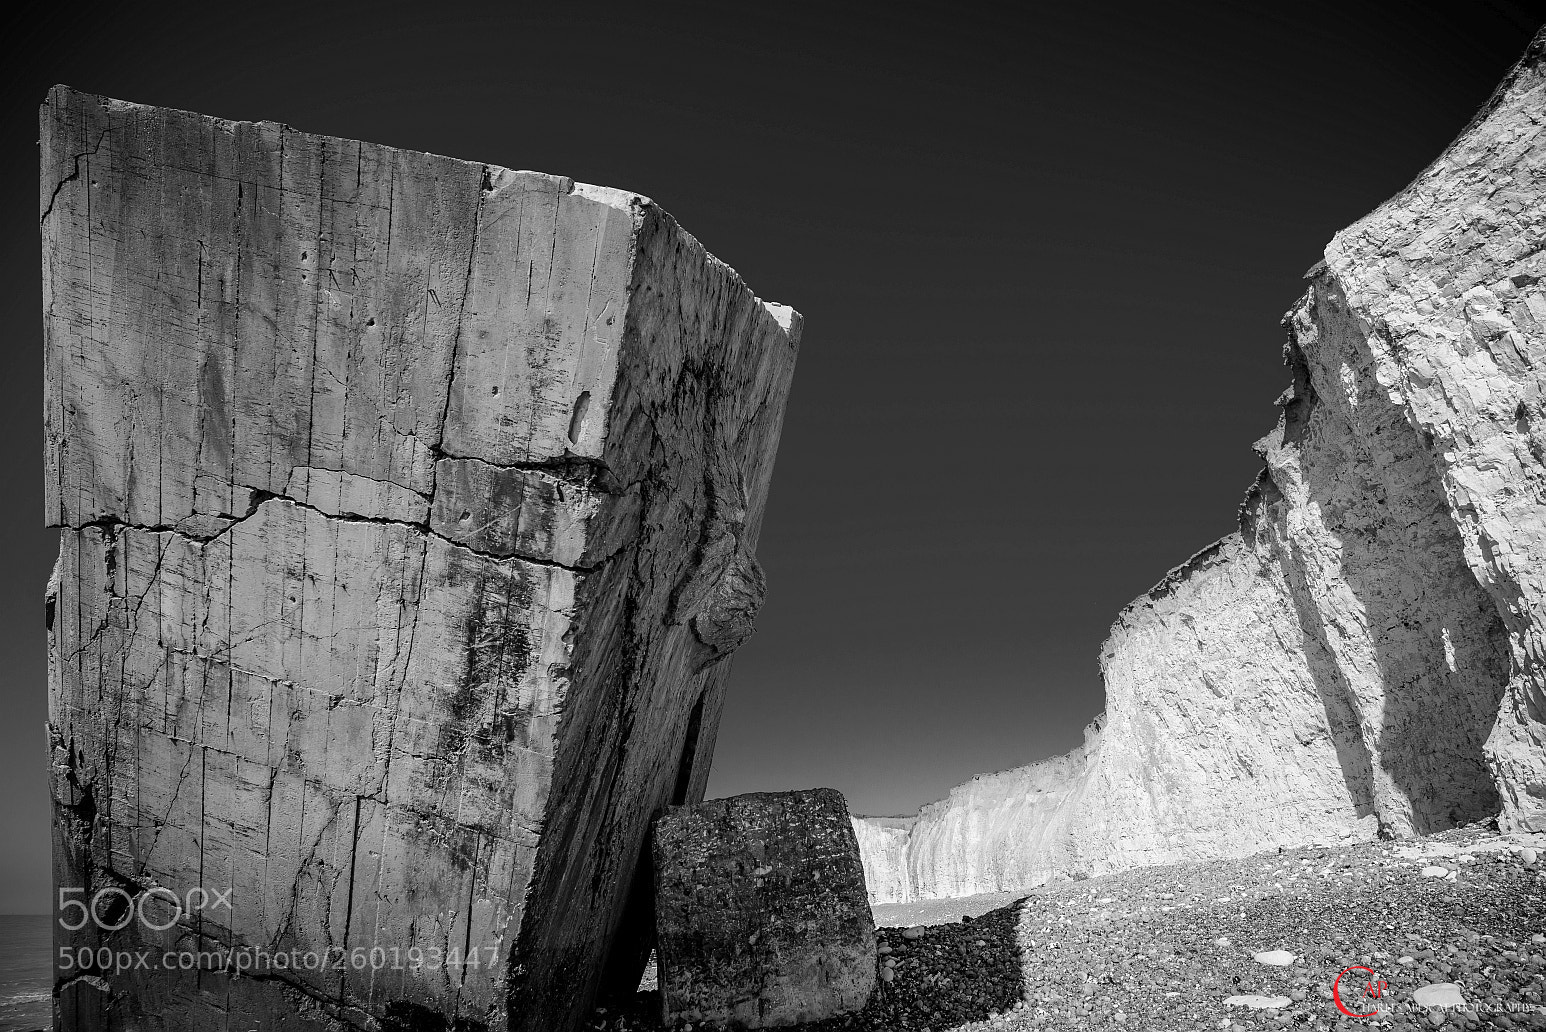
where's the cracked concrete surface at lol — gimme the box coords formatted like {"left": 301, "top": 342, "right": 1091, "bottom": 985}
{"left": 42, "top": 86, "right": 800, "bottom": 1032}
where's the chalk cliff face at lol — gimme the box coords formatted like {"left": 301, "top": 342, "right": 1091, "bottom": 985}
{"left": 856, "top": 28, "right": 1546, "bottom": 905}
{"left": 850, "top": 817, "right": 913, "bottom": 906}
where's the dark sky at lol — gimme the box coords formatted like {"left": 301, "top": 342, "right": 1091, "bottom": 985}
{"left": 2, "top": 1, "right": 1540, "bottom": 914}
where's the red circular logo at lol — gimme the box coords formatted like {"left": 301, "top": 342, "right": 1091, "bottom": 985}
{"left": 1333, "top": 965, "right": 1378, "bottom": 1018}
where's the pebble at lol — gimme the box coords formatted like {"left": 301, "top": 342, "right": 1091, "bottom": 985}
{"left": 1422, "top": 865, "right": 1450, "bottom": 877}
{"left": 1224, "top": 995, "right": 1291, "bottom": 1009}
{"left": 1522, "top": 847, "right": 1539, "bottom": 865}
{"left": 1412, "top": 982, "right": 1467, "bottom": 1008}
{"left": 900, "top": 926, "right": 924, "bottom": 940}
{"left": 1253, "top": 949, "right": 1296, "bottom": 966}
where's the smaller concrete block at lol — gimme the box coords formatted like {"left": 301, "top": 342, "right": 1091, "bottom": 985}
{"left": 653, "top": 788, "right": 877, "bottom": 1028}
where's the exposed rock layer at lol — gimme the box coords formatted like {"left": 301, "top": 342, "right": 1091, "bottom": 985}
{"left": 43, "top": 87, "right": 800, "bottom": 1031}
{"left": 855, "top": 28, "right": 1546, "bottom": 905}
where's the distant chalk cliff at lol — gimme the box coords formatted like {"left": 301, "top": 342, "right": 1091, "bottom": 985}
{"left": 857, "top": 27, "right": 1546, "bottom": 905}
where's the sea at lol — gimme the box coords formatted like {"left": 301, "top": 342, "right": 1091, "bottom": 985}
{"left": 0, "top": 916, "right": 50, "bottom": 1032}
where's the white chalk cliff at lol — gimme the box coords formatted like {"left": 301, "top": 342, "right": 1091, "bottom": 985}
{"left": 857, "top": 28, "right": 1546, "bottom": 905}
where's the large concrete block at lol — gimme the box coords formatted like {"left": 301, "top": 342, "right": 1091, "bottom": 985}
{"left": 42, "top": 86, "right": 800, "bottom": 1032}
{"left": 653, "top": 789, "right": 876, "bottom": 1028}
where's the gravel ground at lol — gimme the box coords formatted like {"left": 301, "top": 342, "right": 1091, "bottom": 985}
{"left": 585, "top": 826, "right": 1546, "bottom": 1031}
{"left": 979, "top": 826, "right": 1546, "bottom": 1032}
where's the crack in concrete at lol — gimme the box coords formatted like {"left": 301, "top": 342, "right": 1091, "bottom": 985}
{"left": 66, "top": 490, "right": 633, "bottom": 576}
{"left": 41, "top": 125, "right": 114, "bottom": 227}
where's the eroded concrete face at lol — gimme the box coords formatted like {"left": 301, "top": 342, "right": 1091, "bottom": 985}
{"left": 653, "top": 790, "right": 876, "bottom": 1029}
{"left": 42, "top": 86, "right": 800, "bottom": 1032}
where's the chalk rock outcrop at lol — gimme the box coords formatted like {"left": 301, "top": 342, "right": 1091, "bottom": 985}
{"left": 856, "top": 27, "right": 1546, "bottom": 905}
{"left": 653, "top": 789, "right": 875, "bottom": 1028}
{"left": 849, "top": 816, "right": 913, "bottom": 907}
{"left": 43, "top": 87, "right": 800, "bottom": 1032}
